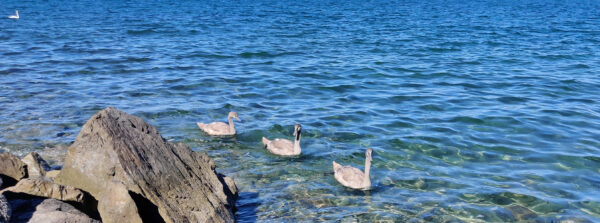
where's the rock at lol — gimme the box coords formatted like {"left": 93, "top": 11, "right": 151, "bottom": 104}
{"left": 28, "top": 199, "right": 100, "bottom": 223}
{"left": 2, "top": 190, "right": 100, "bottom": 223}
{"left": 45, "top": 170, "right": 61, "bottom": 180}
{"left": 56, "top": 107, "right": 236, "bottom": 223}
{"left": 21, "top": 152, "right": 51, "bottom": 178}
{"left": 2, "top": 192, "right": 46, "bottom": 223}
{"left": 506, "top": 205, "right": 537, "bottom": 221}
{"left": 97, "top": 181, "right": 143, "bottom": 223}
{"left": 0, "top": 194, "right": 10, "bottom": 223}
{"left": 219, "top": 174, "right": 238, "bottom": 198}
{"left": 2, "top": 178, "right": 86, "bottom": 203}
{"left": 556, "top": 216, "right": 594, "bottom": 223}
{"left": 1, "top": 178, "right": 100, "bottom": 220}
{"left": 0, "top": 153, "right": 27, "bottom": 189}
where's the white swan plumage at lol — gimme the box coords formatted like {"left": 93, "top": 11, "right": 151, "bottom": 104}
{"left": 8, "top": 10, "right": 19, "bottom": 19}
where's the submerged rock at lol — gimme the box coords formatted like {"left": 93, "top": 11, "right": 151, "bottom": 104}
{"left": 55, "top": 107, "right": 236, "bottom": 223}
{"left": 0, "top": 153, "right": 28, "bottom": 189}
{"left": 506, "top": 204, "right": 538, "bottom": 221}
{"left": 21, "top": 152, "right": 51, "bottom": 178}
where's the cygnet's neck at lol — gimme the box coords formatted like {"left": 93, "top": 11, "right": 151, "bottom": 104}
{"left": 363, "top": 157, "right": 371, "bottom": 186}
{"left": 227, "top": 116, "right": 235, "bottom": 133}
{"left": 293, "top": 132, "right": 301, "bottom": 154}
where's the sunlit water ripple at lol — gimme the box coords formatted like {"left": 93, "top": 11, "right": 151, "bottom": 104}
{"left": 1, "top": 0, "right": 600, "bottom": 222}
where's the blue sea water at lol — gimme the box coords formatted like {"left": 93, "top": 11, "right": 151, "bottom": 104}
{"left": 1, "top": 0, "right": 600, "bottom": 222}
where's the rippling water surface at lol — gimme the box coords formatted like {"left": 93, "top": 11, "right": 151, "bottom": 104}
{"left": 2, "top": 0, "right": 600, "bottom": 222}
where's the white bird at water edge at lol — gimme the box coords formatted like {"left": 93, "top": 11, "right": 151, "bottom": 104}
{"left": 8, "top": 10, "right": 19, "bottom": 19}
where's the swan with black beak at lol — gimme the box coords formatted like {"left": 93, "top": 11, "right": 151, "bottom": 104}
{"left": 262, "top": 124, "right": 302, "bottom": 156}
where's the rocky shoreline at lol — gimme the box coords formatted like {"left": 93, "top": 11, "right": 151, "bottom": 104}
{"left": 1, "top": 107, "right": 237, "bottom": 223}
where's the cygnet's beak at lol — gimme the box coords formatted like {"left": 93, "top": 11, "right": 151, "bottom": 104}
{"left": 235, "top": 117, "right": 241, "bottom": 122}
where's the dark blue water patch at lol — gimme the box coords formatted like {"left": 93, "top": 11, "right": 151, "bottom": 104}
{"left": 317, "top": 84, "right": 361, "bottom": 93}
{"left": 0, "top": 68, "right": 35, "bottom": 75}
{"left": 434, "top": 81, "right": 485, "bottom": 89}
{"left": 238, "top": 51, "right": 302, "bottom": 58}
{"left": 428, "top": 127, "right": 459, "bottom": 134}
{"left": 418, "top": 104, "right": 446, "bottom": 112}
{"left": 235, "top": 192, "right": 260, "bottom": 222}
{"left": 177, "top": 52, "right": 235, "bottom": 59}
{"left": 163, "top": 78, "right": 185, "bottom": 84}
{"left": 125, "top": 91, "right": 155, "bottom": 97}
{"left": 291, "top": 72, "right": 331, "bottom": 80}
{"left": 123, "top": 57, "right": 152, "bottom": 63}
{"left": 447, "top": 116, "right": 485, "bottom": 125}
{"left": 399, "top": 83, "right": 426, "bottom": 88}
{"left": 168, "top": 84, "right": 203, "bottom": 91}
{"left": 564, "top": 63, "right": 591, "bottom": 69}
{"left": 381, "top": 120, "right": 416, "bottom": 129}
{"left": 126, "top": 28, "right": 158, "bottom": 35}
{"left": 3, "top": 51, "right": 23, "bottom": 56}
{"left": 425, "top": 47, "right": 462, "bottom": 53}
{"left": 497, "top": 96, "right": 529, "bottom": 104}
{"left": 389, "top": 95, "right": 436, "bottom": 103}
{"left": 535, "top": 53, "right": 575, "bottom": 61}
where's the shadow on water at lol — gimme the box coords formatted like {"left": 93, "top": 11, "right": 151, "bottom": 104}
{"left": 235, "top": 192, "right": 260, "bottom": 223}
{"left": 369, "top": 183, "right": 396, "bottom": 194}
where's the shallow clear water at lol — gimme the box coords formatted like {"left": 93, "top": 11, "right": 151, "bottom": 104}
{"left": 2, "top": 0, "right": 600, "bottom": 222}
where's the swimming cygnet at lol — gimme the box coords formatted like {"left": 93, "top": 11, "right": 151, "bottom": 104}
{"left": 262, "top": 124, "right": 302, "bottom": 156}
{"left": 197, "top": 111, "right": 240, "bottom": 136}
{"left": 333, "top": 148, "right": 373, "bottom": 190}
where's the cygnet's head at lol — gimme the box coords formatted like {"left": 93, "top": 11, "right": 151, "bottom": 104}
{"left": 366, "top": 148, "right": 373, "bottom": 162}
{"left": 293, "top": 123, "right": 302, "bottom": 140}
{"left": 228, "top": 111, "right": 241, "bottom": 121}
